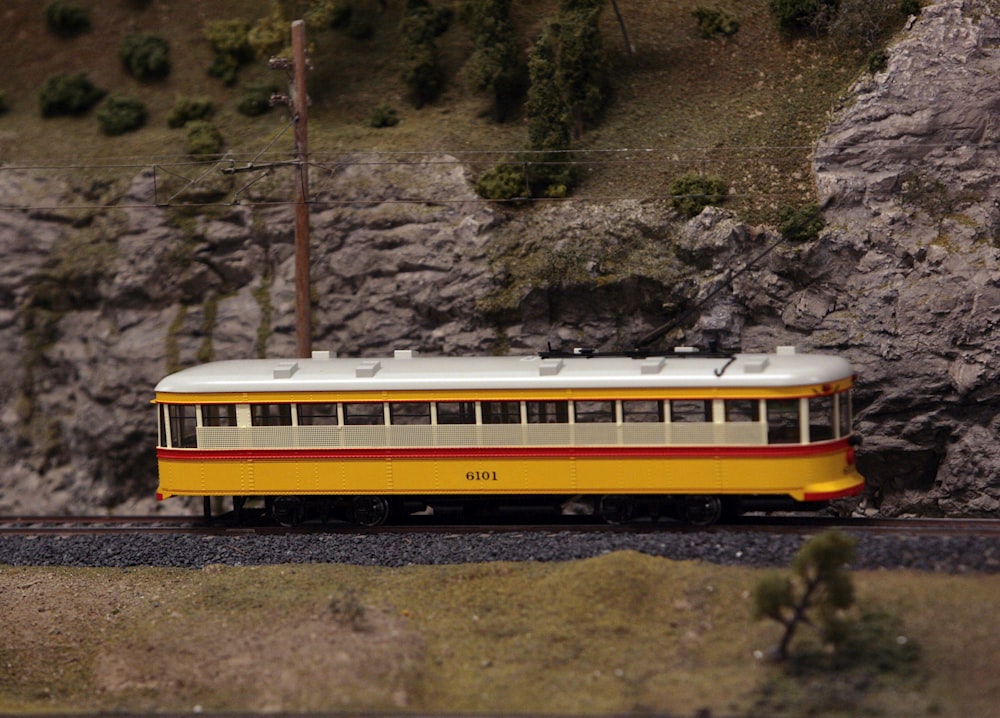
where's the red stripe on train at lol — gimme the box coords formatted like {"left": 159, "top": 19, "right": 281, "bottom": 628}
{"left": 157, "top": 437, "right": 855, "bottom": 461}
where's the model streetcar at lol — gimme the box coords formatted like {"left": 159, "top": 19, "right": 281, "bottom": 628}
{"left": 153, "top": 346, "right": 864, "bottom": 526}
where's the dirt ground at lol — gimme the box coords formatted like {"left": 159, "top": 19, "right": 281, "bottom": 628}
{"left": 1, "top": 553, "right": 998, "bottom": 716}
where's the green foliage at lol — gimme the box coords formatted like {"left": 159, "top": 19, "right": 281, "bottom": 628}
{"left": 367, "top": 102, "right": 399, "bottom": 128}
{"left": 693, "top": 7, "right": 740, "bottom": 38}
{"left": 778, "top": 202, "right": 825, "bottom": 242}
{"left": 474, "top": 155, "right": 575, "bottom": 202}
{"left": 462, "top": 0, "right": 526, "bottom": 122}
{"left": 167, "top": 96, "right": 215, "bottom": 129}
{"left": 867, "top": 48, "right": 889, "bottom": 73}
{"left": 474, "top": 163, "right": 527, "bottom": 201}
{"left": 669, "top": 172, "right": 728, "bottom": 218}
{"left": 96, "top": 95, "right": 148, "bottom": 136}
{"left": 204, "top": 19, "right": 254, "bottom": 85}
{"left": 236, "top": 81, "right": 279, "bottom": 117}
{"left": 185, "top": 120, "right": 224, "bottom": 157}
{"left": 44, "top": 1, "right": 91, "bottom": 37}
{"left": 119, "top": 32, "right": 171, "bottom": 82}
{"left": 524, "top": 0, "right": 607, "bottom": 176}
{"left": 898, "top": 0, "right": 922, "bottom": 15}
{"left": 768, "top": 0, "right": 838, "bottom": 33}
{"left": 753, "top": 531, "right": 858, "bottom": 660}
{"left": 38, "top": 72, "right": 106, "bottom": 117}
{"left": 247, "top": 5, "right": 288, "bottom": 59}
{"left": 399, "top": 0, "right": 454, "bottom": 107}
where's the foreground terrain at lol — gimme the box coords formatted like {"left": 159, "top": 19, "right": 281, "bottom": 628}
{"left": 1, "top": 551, "right": 997, "bottom": 716}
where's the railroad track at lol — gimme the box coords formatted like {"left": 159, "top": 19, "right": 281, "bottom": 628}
{"left": 1, "top": 513, "right": 997, "bottom": 537}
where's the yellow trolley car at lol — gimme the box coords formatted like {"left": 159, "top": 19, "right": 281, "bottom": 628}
{"left": 154, "top": 346, "right": 864, "bottom": 525}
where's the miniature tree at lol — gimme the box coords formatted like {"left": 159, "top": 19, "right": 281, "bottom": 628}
{"left": 753, "top": 530, "right": 857, "bottom": 660}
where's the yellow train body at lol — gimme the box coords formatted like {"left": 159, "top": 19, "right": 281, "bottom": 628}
{"left": 154, "top": 349, "right": 865, "bottom": 524}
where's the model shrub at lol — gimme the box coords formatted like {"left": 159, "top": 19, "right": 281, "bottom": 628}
{"left": 474, "top": 163, "right": 527, "bottom": 201}
{"left": 44, "top": 1, "right": 91, "bottom": 37}
{"left": 38, "top": 72, "right": 106, "bottom": 117}
{"left": 96, "top": 95, "right": 147, "bottom": 136}
{"left": 768, "top": 0, "right": 838, "bottom": 33}
{"left": 236, "top": 81, "right": 279, "bottom": 117}
{"left": 120, "top": 32, "right": 171, "bottom": 81}
{"left": 778, "top": 202, "right": 825, "bottom": 242}
{"left": 669, "top": 172, "right": 728, "bottom": 218}
{"left": 367, "top": 102, "right": 399, "bottom": 128}
{"left": 693, "top": 7, "right": 740, "bottom": 38}
{"left": 185, "top": 120, "right": 224, "bottom": 157}
{"left": 167, "top": 96, "right": 215, "bottom": 129}
{"left": 204, "top": 19, "right": 254, "bottom": 86}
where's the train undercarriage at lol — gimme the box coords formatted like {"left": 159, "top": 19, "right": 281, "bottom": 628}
{"left": 205, "top": 493, "right": 830, "bottom": 528}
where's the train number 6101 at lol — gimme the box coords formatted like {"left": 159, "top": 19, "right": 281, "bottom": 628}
{"left": 466, "top": 470, "right": 498, "bottom": 481}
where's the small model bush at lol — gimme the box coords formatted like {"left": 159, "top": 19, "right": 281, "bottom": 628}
{"left": 236, "top": 81, "right": 279, "bottom": 117}
{"left": 167, "top": 96, "right": 215, "bottom": 129}
{"left": 204, "top": 19, "right": 254, "bottom": 85}
{"left": 778, "top": 202, "right": 825, "bottom": 242}
{"left": 475, "top": 163, "right": 527, "bottom": 201}
{"left": 96, "top": 95, "right": 147, "bottom": 136}
{"left": 693, "top": 7, "right": 740, "bottom": 38}
{"left": 185, "top": 120, "right": 224, "bottom": 157}
{"left": 44, "top": 1, "right": 91, "bottom": 37}
{"left": 768, "top": 0, "right": 838, "bottom": 34}
{"left": 399, "top": 0, "right": 453, "bottom": 107}
{"left": 367, "top": 102, "right": 399, "bottom": 128}
{"left": 38, "top": 72, "right": 106, "bottom": 117}
{"left": 669, "top": 172, "right": 728, "bottom": 218}
{"left": 119, "top": 32, "right": 171, "bottom": 81}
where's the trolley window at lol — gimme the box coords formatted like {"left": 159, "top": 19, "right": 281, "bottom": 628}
{"left": 436, "top": 401, "right": 476, "bottom": 425}
{"left": 671, "top": 399, "right": 711, "bottom": 423}
{"left": 251, "top": 403, "right": 292, "bottom": 426}
{"left": 574, "top": 400, "right": 615, "bottom": 423}
{"left": 481, "top": 401, "right": 521, "bottom": 424}
{"left": 808, "top": 396, "right": 835, "bottom": 442}
{"left": 767, "top": 399, "right": 801, "bottom": 444}
{"left": 526, "top": 401, "right": 569, "bottom": 424}
{"left": 622, "top": 400, "right": 663, "bottom": 423}
{"left": 724, "top": 399, "right": 758, "bottom": 422}
{"left": 343, "top": 402, "right": 385, "bottom": 425}
{"left": 158, "top": 405, "right": 167, "bottom": 446}
{"left": 838, "top": 392, "right": 852, "bottom": 438}
{"left": 390, "top": 402, "right": 431, "bottom": 425}
{"left": 168, "top": 405, "right": 197, "bottom": 448}
{"left": 297, "top": 403, "right": 339, "bottom": 426}
{"left": 202, "top": 404, "right": 236, "bottom": 427}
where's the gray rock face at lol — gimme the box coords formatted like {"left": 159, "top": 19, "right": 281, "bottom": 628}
{"left": 0, "top": 0, "right": 998, "bottom": 518}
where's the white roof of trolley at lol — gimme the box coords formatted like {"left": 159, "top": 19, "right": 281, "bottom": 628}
{"left": 154, "top": 347, "right": 854, "bottom": 395}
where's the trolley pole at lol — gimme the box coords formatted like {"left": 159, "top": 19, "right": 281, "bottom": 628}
{"left": 291, "top": 19, "right": 312, "bottom": 358}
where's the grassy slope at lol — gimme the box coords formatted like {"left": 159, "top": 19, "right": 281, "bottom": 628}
{"left": 0, "top": 0, "right": 875, "bottom": 223}
{"left": 0, "top": 553, "right": 997, "bottom": 716}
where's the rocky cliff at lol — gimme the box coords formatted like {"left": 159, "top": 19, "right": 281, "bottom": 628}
{"left": 1, "top": 0, "right": 998, "bottom": 517}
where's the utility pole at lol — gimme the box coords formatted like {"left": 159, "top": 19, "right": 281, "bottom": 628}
{"left": 222, "top": 20, "right": 313, "bottom": 358}
{"left": 291, "top": 19, "right": 312, "bottom": 358}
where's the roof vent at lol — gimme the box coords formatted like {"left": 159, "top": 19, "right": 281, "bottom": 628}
{"left": 311, "top": 350, "right": 335, "bottom": 360}
{"left": 674, "top": 346, "right": 698, "bottom": 354}
{"left": 356, "top": 360, "right": 381, "bottom": 378}
{"left": 394, "top": 349, "right": 418, "bottom": 359}
{"left": 640, "top": 357, "right": 667, "bottom": 374}
{"left": 776, "top": 345, "right": 798, "bottom": 355}
{"left": 273, "top": 361, "right": 299, "bottom": 379}
{"left": 743, "top": 358, "right": 769, "bottom": 373}
{"left": 539, "top": 358, "right": 564, "bottom": 376}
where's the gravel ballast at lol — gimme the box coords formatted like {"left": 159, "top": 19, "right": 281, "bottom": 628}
{"left": 0, "top": 530, "right": 996, "bottom": 572}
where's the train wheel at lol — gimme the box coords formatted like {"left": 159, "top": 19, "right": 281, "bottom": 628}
{"left": 272, "top": 496, "right": 305, "bottom": 527}
{"left": 598, "top": 495, "right": 635, "bottom": 524}
{"left": 680, "top": 495, "right": 723, "bottom": 527}
{"left": 352, "top": 495, "right": 390, "bottom": 527}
